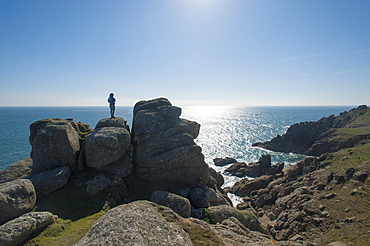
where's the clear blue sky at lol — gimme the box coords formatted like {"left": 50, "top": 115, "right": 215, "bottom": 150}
{"left": 1, "top": 0, "right": 369, "bottom": 106}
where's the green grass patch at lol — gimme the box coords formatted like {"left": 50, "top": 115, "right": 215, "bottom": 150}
{"left": 183, "top": 225, "right": 225, "bottom": 246}
{"left": 336, "top": 126, "right": 370, "bottom": 140}
{"left": 312, "top": 141, "right": 370, "bottom": 245}
{"left": 347, "top": 108, "right": 370, "bottom": 127}
{"left": 25, "top": 210, "right": 106, "bottom": 246}
{"left": 316, "top": 188, "right": 370, "bottom": 246}
{"left": 321, "top": 141, "right": 370, "bottom": 173}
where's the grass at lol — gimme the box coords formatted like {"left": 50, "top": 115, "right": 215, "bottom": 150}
{"left": 183, "top": 225, "right": 225, "bottom": 246}
{"left": 346, "top": 107, "right": 370, "bottom": 127}
{"left": 25, "top": 168, "right": 131, "bottom": 245}
{"left": 333, "top": 106, "right": 370, "bottom": 140}
{"left": 25, "top": 210, "right": 106, "bottom": 246}
{"left": 321, "top": 140, "right": 370, "bottom": 173}
{"left": 309, "top": 141, "right": 370, "bottom": 245}
{"left": 336, "top": 126, "right": 370, "bottom": 140}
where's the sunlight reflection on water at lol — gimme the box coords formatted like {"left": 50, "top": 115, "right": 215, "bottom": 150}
{"left": 181, "top": 106, "right": 308, "bottom": 205}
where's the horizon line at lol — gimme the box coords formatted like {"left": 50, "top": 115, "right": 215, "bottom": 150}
{"left": 0, "top": 104, "right": 361, "bottom": 108}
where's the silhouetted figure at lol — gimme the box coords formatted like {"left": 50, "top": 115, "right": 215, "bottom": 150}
{"left": 108, "top": 93, "right": 116, "bottom": 118}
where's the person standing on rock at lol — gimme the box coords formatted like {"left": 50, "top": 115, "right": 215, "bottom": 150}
{"left": 108, "top": 93, "right": 116, "bottom": 118}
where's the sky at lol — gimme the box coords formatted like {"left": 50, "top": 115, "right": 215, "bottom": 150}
{"left": 0, "top": 0, "right": 369, "bottom": 107}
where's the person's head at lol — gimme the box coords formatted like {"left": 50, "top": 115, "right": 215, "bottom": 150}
{"left": 110, "top": 93, "right": 114, "bottom": 97}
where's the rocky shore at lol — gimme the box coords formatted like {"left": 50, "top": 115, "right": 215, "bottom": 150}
{"left": 252, "top": 105, "right": 370, "bottom": 156}
{"left": 0, "top": 99, "right": 369, "bottom": 245}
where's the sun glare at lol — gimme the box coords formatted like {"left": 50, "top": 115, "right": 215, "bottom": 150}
{"left": 186, "top": 0, "right": 219, "bottom": 8}
{"left": 183, "top": 105, "right": 231, "bottom": 119}
{"left": 179, "top": 0, "right": 226, "bottom": 14}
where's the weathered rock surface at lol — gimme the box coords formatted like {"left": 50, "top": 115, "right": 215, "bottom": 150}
{"left": 207, "top": 187, "right": 231, "bottom": 207}
{"left": 188, "top": 186, "right": 231, "bottom": 209}
{"left": 233, "top": 156, "right": 332, "bottom": 241}
{"left": 75, "top": 200, "right": 193, "bottom": 246}
{"left": 27, "top": 166, "right": 71, "bottom": 197}
{"left": 0, "top": 212, "right": 56, "bottom": 246}
{"left": 213, "top": 157, "right": 237, "bottom": 166}
{"left": 150, "top": 190, "right": 191, "bottom": 218}
{"left": 85, "top": 173, "right": 112, "bottom": 195}
{"left": 132, "top": 98, "right": 209, "bottom": 186}
{"left": 95, "top": 117, "right": 128, "bottom": 129}
{"left": 85, "top": 126, "right": 132, "bottom": 177}
{"left": 253, "top": 105, "right": 370, "bottom": 156}
{"left": 29, "top": 118, "right": 81, "bottom": 173}
{"left": 211, "top": 217, "right": 296, "bottom": 245}
{"left": 231, "top": 175, "right": 274, "bottom": 197}
{"left": 0, "top": 179, "right": 36, "bottom": 225}
{"left": 0, "top": 157, "right": 32, "bottom": 183}
{"left": 208, "top": 205, "right": 268, "bottom": 234}
{"left": 189, "top": 187, "right": 210, "bottom": 209}
{"left": 76, "top": 199, "right": 302, "bottom": 245}
{"left": 208, "top": 167, "right": 224, "bottom": 188}
{"left": 225, "top": 155, "right": 284, "bottom": 178}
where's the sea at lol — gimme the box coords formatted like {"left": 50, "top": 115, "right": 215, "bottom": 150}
{"left": 0, "top": 105, "right": 354, "bottom": 203}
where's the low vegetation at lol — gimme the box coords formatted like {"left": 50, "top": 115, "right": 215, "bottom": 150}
{"left": 311, "top": 141, "right": 370, "bottom": 245}
{"left": 25, "top": 211, "right": 106, "bottom": 246}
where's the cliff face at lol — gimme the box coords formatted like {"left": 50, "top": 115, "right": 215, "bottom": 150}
{"left": 253, "top": 105, "right": 370, "bottom": 156}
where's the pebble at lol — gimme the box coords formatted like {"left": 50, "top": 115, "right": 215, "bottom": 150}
{"left": 350, "top": 189, "right": 358, "bottom": 195}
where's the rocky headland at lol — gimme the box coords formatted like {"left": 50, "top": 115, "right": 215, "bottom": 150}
{"left": 0, "top": 100, "right": 369, "bottom": 246}
{"left": 253, "top": 105, "right": 370, "bottom": 156}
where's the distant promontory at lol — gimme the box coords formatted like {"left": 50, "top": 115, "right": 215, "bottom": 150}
{"left": 253, "top": 105, "right": 370, "bottom": 156}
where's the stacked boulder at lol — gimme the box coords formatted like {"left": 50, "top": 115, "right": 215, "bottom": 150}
{"left": 0, "top": 179, "right": 36, "bottom": 225}
{"left": 85, "top": 117, "right": 133, "bottom": 178}
{"left": 0, "top": 178, "right": 56, "bottom": 246}
{"left": 29, "top": 118, "right": 83, "bottom": 174}
{"left": 132, "top": 98, "right": 209, "bottom": 186}
{"left": 0, "top": 116, "right": 133, "bottom": 245}
{"left": 0, "top": 119, "right": 92, "bottom": 232}
{"left": 28, "top": 118, "right": 93, "bottom": 196}
{"left": 133, "top": 98, "right": 231, "bottom": 216}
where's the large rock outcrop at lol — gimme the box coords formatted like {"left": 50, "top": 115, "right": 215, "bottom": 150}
{"left": 95, "top": 117, "right": 128, "bottom": 130}
{"left": 85, "top": 118, "right": 133, "bottom": 178}
{"left": 75, "top": 200, "right": 193, "bottom": 246}
{"left": 29, "top": 118, "right": 83, "bottom": 173}
{"left": 76, "top": 200, "right": 293, "bottom": 245}
{"left": 132, "top": 98, "right": 209, "bottom": 186}
{"left": 253, "top": 105, "right": 370, "bottom": 156}
{"left": 0, "top": 179, "right": 36, "bottom": 225}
